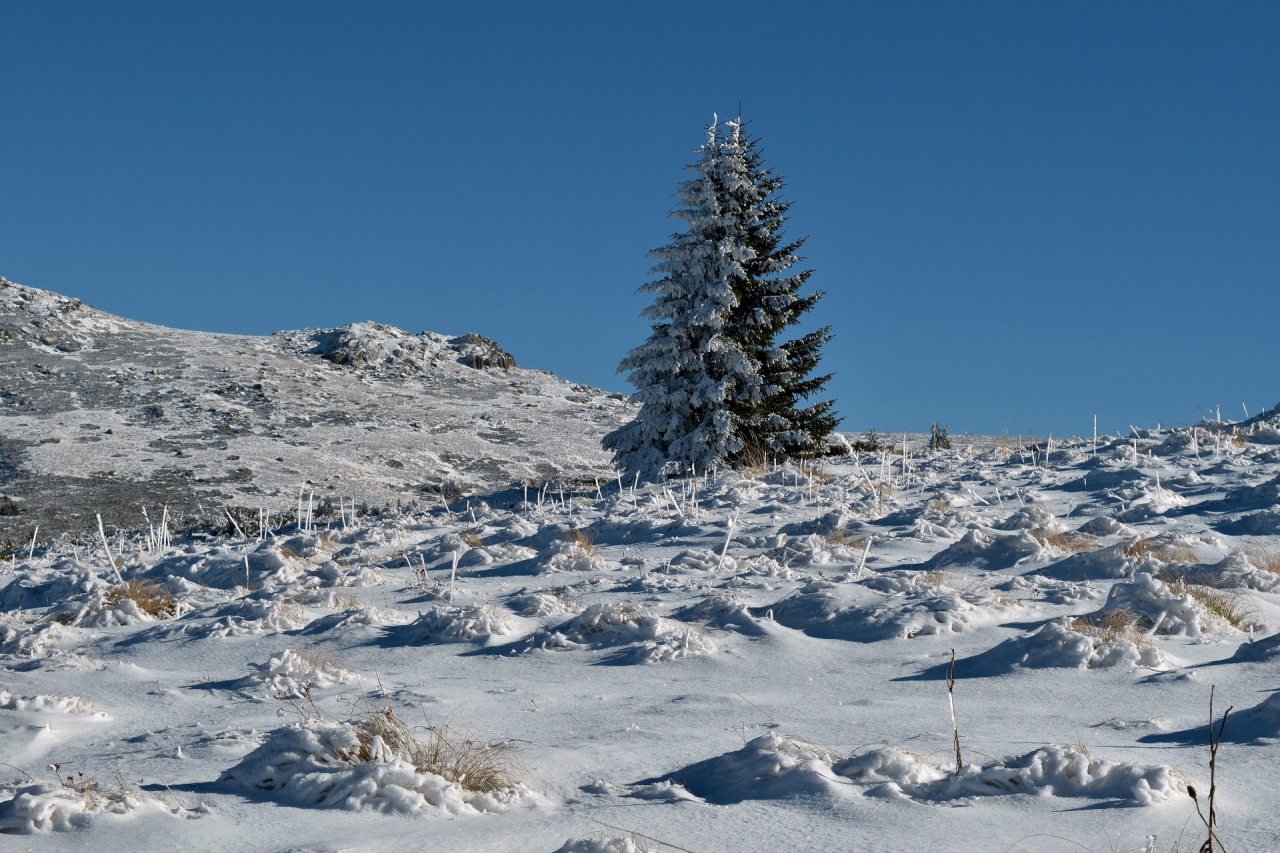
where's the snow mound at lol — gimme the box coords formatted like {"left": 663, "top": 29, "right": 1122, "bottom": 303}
{"left": 399, "top": 604, "right": 519, "bottom": 643}
{"left": 767, "top": 578, "right": 1014, "bottom": 642}
{"left": 240, "top": 649, "right": 359, "bottom": 697}
{"left": 672, "top": 548, "right": 736, "bottom": 572}
{"left": 835, "top": 743, "right": 1187, "bottom": 805}
{"left": 677, "top": 591, "right": 760, "bottom": 633}
{"left": 301, "top": 606, "right": 414, "bottom": 633}
{"left": 78, "top": 597, "right": 164, "bottom": 628}
{"left": 661, "top": 734, "right": 1186, "bottom": 806}
{"left": 218, "top": 722, "right": 521, "bottom": 814}
{"left": 923, "top": 528, "right": 1042, "bottom": 572}
{"left": 535, "top": 540, "right": 613, "bottom": 574}
{"left": 1224, "top": 689, "right": 1280, "bottom": 740}
{"left": 167, "top": 599, "right": 310, "bottom": 638}
{"left": 0, "top": 781, "right": 159, "bottom": 833}
{"left": 510, "top": 587, "right": 583, "bottom": 618}
{"left": 0, "top": 692, "right": 99, "bottom": 714}
{"left": 1102, "top": 572, "right": 1264, "bottom": 637}
{"left": 957, "top": 614, "right": 1167, "bottom": 676}
{"left": 533, "top": 602, "right": 714, "bottom": 663}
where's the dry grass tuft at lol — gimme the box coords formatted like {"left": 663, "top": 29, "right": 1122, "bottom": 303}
{"left": 459, "top": 530, "right": 485, "bottom": 549}
{"left": 734, "top": 434, "right": 772, "bottom": 475}
{"left": 916, "top": 569, "right": 951, "bottom": 588}
{"left": 293, "top": 643, "right": 345, "bottom": 672}
{"left": 347, "top": 702, "right": 524, "bottom": 793}
{"left": 823, "top": 527, "right": 867, "bottom": 549}
{"left": 565, "top": 528, "right": 596, "bottom": 555}
{"left": 278, "top": 601, "right": 305, "bottom": 625}
{"left": 1031, "top": 530, "right": 1097, "bottom": 554}
{"left": 1071, "top": 608, "right": 1152, "bottom": 647}
{"left": 104, "top": 578, "right": 175, "bottom": 618}
{"left": 1123, "top": 537, "right": 1200, "bottom": 564}
{"left": 330, "top": 590, "right": 360, "bottom": 610}
{"left": 803, "top": 464, "right": 835, "bottom": 484}
{"left": 47, "top": 763, "right": 148, "bottom": 812}
{"left": 1243, "top": 539, "right": 1280, "bottom": 575}
{"left": 1192, "top": 587, "right": 1261, "bottom": 630}
{"left": 1159, "top": 570, "right": 1261, "bottom": 630}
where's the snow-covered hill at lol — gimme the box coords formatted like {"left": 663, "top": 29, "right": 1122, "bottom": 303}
{"left": 0, "top": 277, "right": 634, "bottom": 545}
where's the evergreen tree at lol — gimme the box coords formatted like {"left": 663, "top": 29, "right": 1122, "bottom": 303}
{"left": 603, "top": 119, "right": 758, "bottom": 476}
{"left": 719, "top": 119, "right": 840, "bottom": 459}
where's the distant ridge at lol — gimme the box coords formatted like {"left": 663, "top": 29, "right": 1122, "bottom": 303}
{"left": 0, "top": 277, "right": 635, "bottom": 543}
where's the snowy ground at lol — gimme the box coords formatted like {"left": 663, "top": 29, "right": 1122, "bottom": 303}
{"left": 3, "top": 412, "right": 1280, "bottom": 852}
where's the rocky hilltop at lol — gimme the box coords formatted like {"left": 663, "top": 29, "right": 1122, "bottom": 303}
{"left": 0, "top": 277, "right": 634, "bottom": 546}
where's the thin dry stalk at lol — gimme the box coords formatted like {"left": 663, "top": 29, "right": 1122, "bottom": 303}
{"left": 946, "top": 649, "right": 962, "bottom": 775}
{"left": 1188, "top": 686, "right": 1232, "bottom": 853}
{"left": 590, "top": 819, "right": 700, "bottom": 853}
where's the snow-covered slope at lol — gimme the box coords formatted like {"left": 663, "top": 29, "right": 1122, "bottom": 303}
{"left": 2, "top": 397, "right": 1279, "bottom": 851}
{"left": 0, "top": 277, "right": 635, "bottom": 545}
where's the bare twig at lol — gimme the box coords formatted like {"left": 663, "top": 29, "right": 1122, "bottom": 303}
{"left": 589, "top": 819, "right": 699, "bottom": 853}
{"left": 145, "top": 760, "right": 191, "bottom": 810}
{"left": 1188, "top": 685, "right": 1232, "bottom": 853}
{"left": 733, "top": 691, "right": 777, "bottom": 723}
{"left": 947, "top": 649, "right": 963, "bottom": 775}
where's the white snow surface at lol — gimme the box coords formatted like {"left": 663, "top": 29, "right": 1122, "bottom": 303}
{"left": 2, "top": 300, "right": 1280, "bottom": 849}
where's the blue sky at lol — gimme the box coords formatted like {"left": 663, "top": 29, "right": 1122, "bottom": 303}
{"left": 3, "top": 2, "right": 1277, "bottom": 438}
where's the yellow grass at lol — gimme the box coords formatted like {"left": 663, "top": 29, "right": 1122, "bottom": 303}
{"left": 103, "top": 578, "right": 175, "bottom": 618}
{"left": 346, "top": 703, "right": 525, "bottom": 793}
{"left": 1123, "top": 537, "right": 1200, "bottom": 563}
{"left": 1158, "top": 569, "right": 1262, "bottom": 630}
{"left": 1244, "top": 539, "right": 1280, "bottom": 575}
{"left": 1031, "top": 530, "right": 1097, "bottom": 554}
{"left": 565, "top": 528, "right": 596, "bottom": 555}
{"left": 1071, "top": 608, "right": 1152, "bottom": 647}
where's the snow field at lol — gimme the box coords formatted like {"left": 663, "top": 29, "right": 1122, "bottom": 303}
{"left": 2, "top": 419, "right": 1280, "bottom": 850}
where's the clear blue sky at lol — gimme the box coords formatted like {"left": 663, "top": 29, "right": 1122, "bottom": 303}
{"left": 3, "top": 2, "right": 1277, "bottom": 438}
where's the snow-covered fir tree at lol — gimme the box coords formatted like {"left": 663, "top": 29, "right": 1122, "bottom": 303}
{"left": 603, "top": 118, "right": 759, "bottom": 476}
{"left": 719, "top": 118, "right": 839, "bottom": 460}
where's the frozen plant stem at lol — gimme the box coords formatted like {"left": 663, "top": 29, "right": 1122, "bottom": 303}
{"left": 97, "top": 513, "right": 124, "bottom": 584}
{"left": 715, "top": 510, "right": 738, "bottom": 572}
{"left": 855, "top": 537, "right": 872, "bottom": 580}
{"left": 449, "top": 550, "right": 460, "bottom": 605}
{"left": 1190, "top": 685, "right": 1233, "bottom": 853}
{"left": 225, "top": 509, "right": 246, "bottom": 539}
{"left": 947, "top": 649, "right": 962, "bottom": 775}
